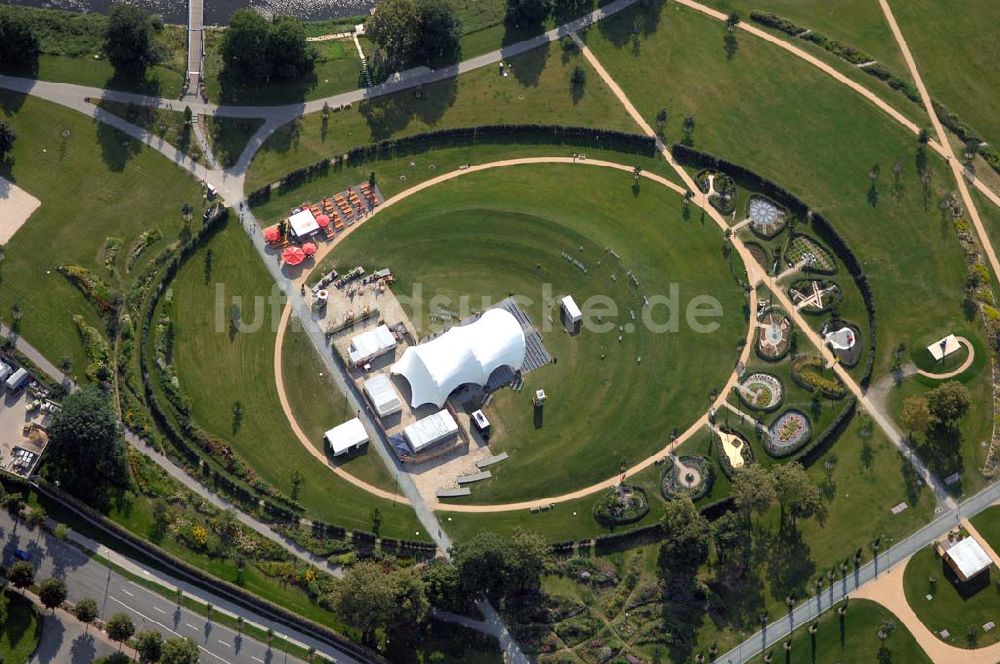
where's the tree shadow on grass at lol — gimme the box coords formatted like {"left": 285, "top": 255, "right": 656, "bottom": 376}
{"left": 0, "top": 86, "right": 29, "bottom": 116}
{"left": 95, "top": 117, "right": 142, "bottom": 172}
{"left": 764, "top": 525, "right": 815, "bottom": 605}
{"left": 359, "top": 76, "right": 458, "bottom": 142}
{"left": 218, "top": 68, "right": 318, "bottom": 105}
{"left": 596, "top": 0, "right": 667, "bottom": 50}
{"left": 706, "top": 561, "right": 766, "bottom": 634}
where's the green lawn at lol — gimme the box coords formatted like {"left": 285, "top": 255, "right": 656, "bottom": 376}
{"left": 166, "top": 221, "right": 422, "bottom": 537}
{"left": 94, "top": 100, "right": 199, "bottom": 161}
{"left": 748, "top": 598, "right": 931, "bottom": 663}
{"left": 325, "top": 163, "right": 746, "bottom": 502}
{"left": 245, "top": 39, "right": 636, "bottom": 190}
{"left": 280, "top": 323, "right": 398, "bottom": 492}
{"left": 903, "top": 544, "right": 1000, "bottom": 648}
{"left": 0, "top": 91, "right": 206, "bottom": 374}
{"left": 891, "top": 0, "right": 1000, "bottom": 146}
{"left": 970, "top": 506, "right": 1000, "bottom": 554}
{"left": 203, "top": 116, "right": 266, "bottom": 168}
{"left": 0, "top": 591, "right": 42, "bottom": 664}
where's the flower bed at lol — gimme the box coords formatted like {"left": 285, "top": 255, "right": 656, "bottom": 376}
{"left": 661, "top": 455, "right": 713, "bottom": 501}
{"left": 738, "top": 372, "right": 784, "bottom": 411}
{"left": 822, "top": 319, "right": 863, "bottom": 367}
{"left": 746, "top": 241, "right": 769, "bottom": 269}
{"left": 791, "top": 355, "right": 847, "bottom": 398}
{"left": 766, "top": 409, "right": 812, "bottom": 457}
{"left": 786, "top": 233, "right": 837, "bottom": 274}
{"left": 747, "top": 194, "right": 788, "bottom": 239}
{"left": 756, "top": 309, "right": 792, "bottom": 361}
{"left": 593, "top": 485, "right": 650, "bottom": 525}
{"left": 714, "top": 428, "right": 754, "bottom": 477}
{"left": 788, "top": 278, "right": 843, "bottom": 315}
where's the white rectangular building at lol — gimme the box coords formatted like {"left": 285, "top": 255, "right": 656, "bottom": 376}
{"left": 403, "top": 410, "right": 458, "bottom": 454}
{"left": 0, "top": 361, "right": 12, "bottom": 383}
{"left": 363, "top": 374, "right": 402, "bottom": 418}
{"left": 561, "top": 295, "right": 582, "bottom": 333}
{"left": 348, "top": 325, "right": 397, "bottom": 365}
{"left": 944, "top": 536, "right": 993, "bottom": 583}
{"left": 927, "top": 334, "right": 961, "bottom": 361}
{"left": 5, "top": 367, "right": 29, "bottom": 391}
{"left": 288, "top": 208, "right": 320, "bottom": 239}
{"left": 323, "top": 418, "right": 369, "bottom": 456}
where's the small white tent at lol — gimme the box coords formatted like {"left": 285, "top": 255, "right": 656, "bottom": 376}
{"left": 364, "top": 374, "right": 402, "bottom": 417}
{"left": 323, "top": 418, "right": 369, "bottom": 456}
{"left": 403, "top": 410, "right": 459, "bottom": 453}
{"left": 348, "top": 325, "right": 396, "bottom": 365}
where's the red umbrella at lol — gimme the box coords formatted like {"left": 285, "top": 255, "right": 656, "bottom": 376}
{"left": 301, "top": 242, "right": 317, "bottom": 256}
{"left": 263, "top": 226, "right": 280, "bottom": 242}
{"left": 282, "top": 246, "right": 306, "bottom": 265}
{"left": 315, "top": 214, "right": 330, "bottom": 228}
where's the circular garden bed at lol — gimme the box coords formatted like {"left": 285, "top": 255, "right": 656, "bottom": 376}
{"left": 737, "top": 372, "right": 784, "bottom": 411}
{"left": 593, "top": 484, "right": 650, "bottom": 525}
{"left": 661, "top": 455, "right": 713, "bottom": 501}
{"left": 791, "top": 355, "right": 847, "bottom": 398}
{"left": 822, "top": 319, "right": 863, "bottom": 367}
{"left": 788, "top": 278, "right": 843, "bottom": 315}
{"left": 756, "top": 308, "right": 792, "bottom": 361}
{"left": 766, "top": 409, "right": 812, "bottom": 457}
{"left": 714, "top": 428, "right": 754, "bottom": 477}
{"left": 786, "top": 233, "right": 837, "bottom": 274}
{"left": 747, "top": 195, "right": 788, "bottom": 239}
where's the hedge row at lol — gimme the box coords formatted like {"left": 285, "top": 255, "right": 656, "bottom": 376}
{"left": 29, "top": 477, "right": 386, "bottom": 664}
{"left": 671, "top": 144, "right": 878, "bottom": 390}
{"left": 246, "top": 125, "right": 657, "bottom": 205}
{"left": 932, "top": 99, "right": 1000, "bottom": 175}
{"left": 748, "top": 11, "right": 920, "bottom": 103}
{"left": 797, "top": 397, "right": 858, "bottom": 467}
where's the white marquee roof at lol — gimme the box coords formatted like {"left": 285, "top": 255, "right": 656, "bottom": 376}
{"left": 323, "top": 418, "right": 369, "bottom": 455}
{"left": 349, "top": 325, "right": 396, "bottom": 365}
{"left": 946, "top": 536, "right": 993, "bottom": 580}
{"left": 404, "top": 410, "right": 459, "bottom": 453}
{"left": 392, "top": 309, "right": 526, "bottom": 408}
{"left": 364, "top": 373, "right": 402, "bottom": 417}
{"left": 288, "top": 208, "right": 319, "bottom": 238}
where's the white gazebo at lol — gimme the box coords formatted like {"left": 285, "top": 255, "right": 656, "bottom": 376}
{"left": 323, "top": 418, "right": 369, "bottom": 456}
{"left": 363, "top": 373, "right": 402, "bottom": 418}
{"left": 288, "top": 208, "right": 320, "bottom": 239}
{"left": 348, "top": 325, "right": 397, "bottom": 366}
{"left": 927, "top": 334, "right": 961, "bottom": 361}
{"left": 942, "top": 536, "right": 993, "bottom": 583}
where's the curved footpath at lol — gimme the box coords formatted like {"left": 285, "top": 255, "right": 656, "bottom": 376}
{"left": 915, "top": 335, "right": 975, "bottom": 379}
{"left": 272, "top": 156, "right": 754, "bottom": 512}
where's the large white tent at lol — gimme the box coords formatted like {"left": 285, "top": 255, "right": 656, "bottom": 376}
{"left": 364, "top": 373, "right": 402, "bottom": 417}
{"left": 391, "top": 309, "right": 526, "bottom": 408}
{"left": 323, "top": 418, "right": 369, "bottom": 456}
{"left": 348, "top": 325, "right": 397, "bottom": 365}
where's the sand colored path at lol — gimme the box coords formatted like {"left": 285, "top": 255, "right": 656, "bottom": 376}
{"left": 0, "top": 176, "right": 41, "bottom": 244}
{"left": 855, "top": 553, "right": 1000, "bottom": 663}
{"left": 273, "top": 156, "right": 754, "bottom": 512}
{"left": 915, "top": 336, "right": 975, "bottom": 380}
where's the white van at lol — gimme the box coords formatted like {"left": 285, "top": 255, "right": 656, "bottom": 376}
{"left": 0, "top": 361, "right": 12, "bottom": 384}
{"left": 5, "top": 368, "right": 29, "bottom": 392}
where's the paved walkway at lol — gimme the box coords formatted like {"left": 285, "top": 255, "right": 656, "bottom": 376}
{"left": 184, "top": 0, "right": 205, "bottom": 100}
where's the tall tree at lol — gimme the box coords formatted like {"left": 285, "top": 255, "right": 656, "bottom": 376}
{"left": 510, "top": 528, "right": 552, "bottom": 592}
{"left": 414, "top": 0, "right": 461, "bottom": 63}
{"left": 135, "top": 629, "right": 165, "bottom": 664}
{"left": 45, "top": 385, "right": 129, "bottom": 507}
{"left": 927, "top": 381, "right": 971, "bottom": 424}
{"left": 267, "top": 16, "right": 316, "bottom": 80}
{"left": 327, "top": 561, "right": 428, "bottom": 643}
{"left": 771, "top": 462, "right": 825, "bottom": 528}
{"left": 222, "top": 9, "right": 272, "bottom": 84}
{"left": 422, "top": 561, "right": 462, "bottom": 612}
{"left": 901, "top": 396, "right": 932, "bottom": 437}
{"left": 7, "top": 561, "right": 34, "bottom": 589}
{"left": 0, "top": 121, "right": 16, "bottom": 161}
{"left": 39, "top": 578, "right": 68, "bottom": 612}
{"left": 506, "top": 0, "right": 553, "bottom": 27}
{"left": 730, "top": 464, "right": 776, "bottom": 518}
{"left": 0, "top": 11, "right": 40, "bottom": 69}
{"left": 74, "top": 598, "right": 99, "bottom": 632}
{"left": 160, "top": 637, "right": 201, "bottom": 664}
{"left": 103, "top": 4, "right": 160, "bottom": 77}
{"left": 660, "top": 495, "right": 711, "bottom": 573}
{"left": 106, "top": 612, "right": 136, "bottom": 649}
{"left": 450, "top": 530, "right": 516, "bottom": 601}
{"left": 366, "top": 0, "right": 422, "bottom": 68}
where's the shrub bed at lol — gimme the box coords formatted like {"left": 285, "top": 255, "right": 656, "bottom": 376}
{"left": 756, "top": 308, "right": 792, "bottom": 361}
{"left": 592, "top": 485, "right": 650, "bottom": 526}
{"left": 660, "top": 455, "right": 713, "bottom": 501}
{"left": 747, "top": 194, "right": 789, "bottom": 239}
{"left": 822, "top": 318, "right": 863, "bottom": 367}
{"left": 737, "top": 372, "right": 784, "bottom": 411}
{"left": 786, "top": 233, "right": 837, "bottom": 274}
{"left": 788, "top": 278, "right": 843, "bottom": 315}
{"left": 766, "top": 409, "right": 812, "bottom": 457}
{"left": 791, "top": 355, "right": 847, "bottom": 398}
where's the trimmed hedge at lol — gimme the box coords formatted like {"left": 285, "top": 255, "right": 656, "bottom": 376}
{"left": 790, "top": 355, "right": 848, "bottom": 399}
{"left": 247, "top": 125, "right": 657, "bottom": 205}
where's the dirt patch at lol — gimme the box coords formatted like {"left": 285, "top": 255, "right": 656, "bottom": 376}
{"left": 0, "top": 177, "right": 41, "bottom": 244}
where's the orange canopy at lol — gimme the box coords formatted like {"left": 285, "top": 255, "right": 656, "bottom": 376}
{"left": 282, "top": 246, "right": 306, "bottom": 265}
{"left": 263, "top": 226, "right": 280, "bottom": 242}
{"left": 315, "top": 214, "right": 330, "bottom": 228}
{"left": 302, "top": 242, "right": 317, "bottom": 256}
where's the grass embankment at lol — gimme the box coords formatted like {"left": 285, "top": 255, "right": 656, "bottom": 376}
{"left": 246, "top": 39, "right": 636, "bottom": 190}
{"left": 581, "top": 0, "right": 994, "bottom": 488}
{"left": 0, "top": 90, "right": 205, "bottom": 373}
{"left": 167, "top": 222, "right": 420, "bottom": 535}
{"left": 0, "top": 6, "right": 186, "bottom": 98}
{"left": 326, "top": 163, "right": 745, "bottom": 502}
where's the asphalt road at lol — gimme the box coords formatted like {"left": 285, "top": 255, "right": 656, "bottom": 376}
{"left": 1, "top": 512, "right": 359, "bottom": 664}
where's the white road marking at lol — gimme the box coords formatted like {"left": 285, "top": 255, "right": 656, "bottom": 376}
{"left": 217, "top": 639, "right": 230, "bottom": 647}
{"left": 252, "top": 657, "right": 264, "bottom": 663}
{"left": 121, "top": 589, "right": 134, "bottom": 597}
{"left": 153, "top": 606, "right": 167, "bottom": 614}
{"left": 185, "top": 623, "right": 198, "bottom": 630}
{"left": 109, "top": 597, "right": 228, "bottom": 664}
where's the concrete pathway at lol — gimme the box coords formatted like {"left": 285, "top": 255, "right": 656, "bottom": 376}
{"left": 184, "top": 0, "right": 205, "bottom": 101}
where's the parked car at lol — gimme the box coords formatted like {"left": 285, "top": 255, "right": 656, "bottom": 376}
{"left": 13, "top": 549, "right": 31, "bottom": 562}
